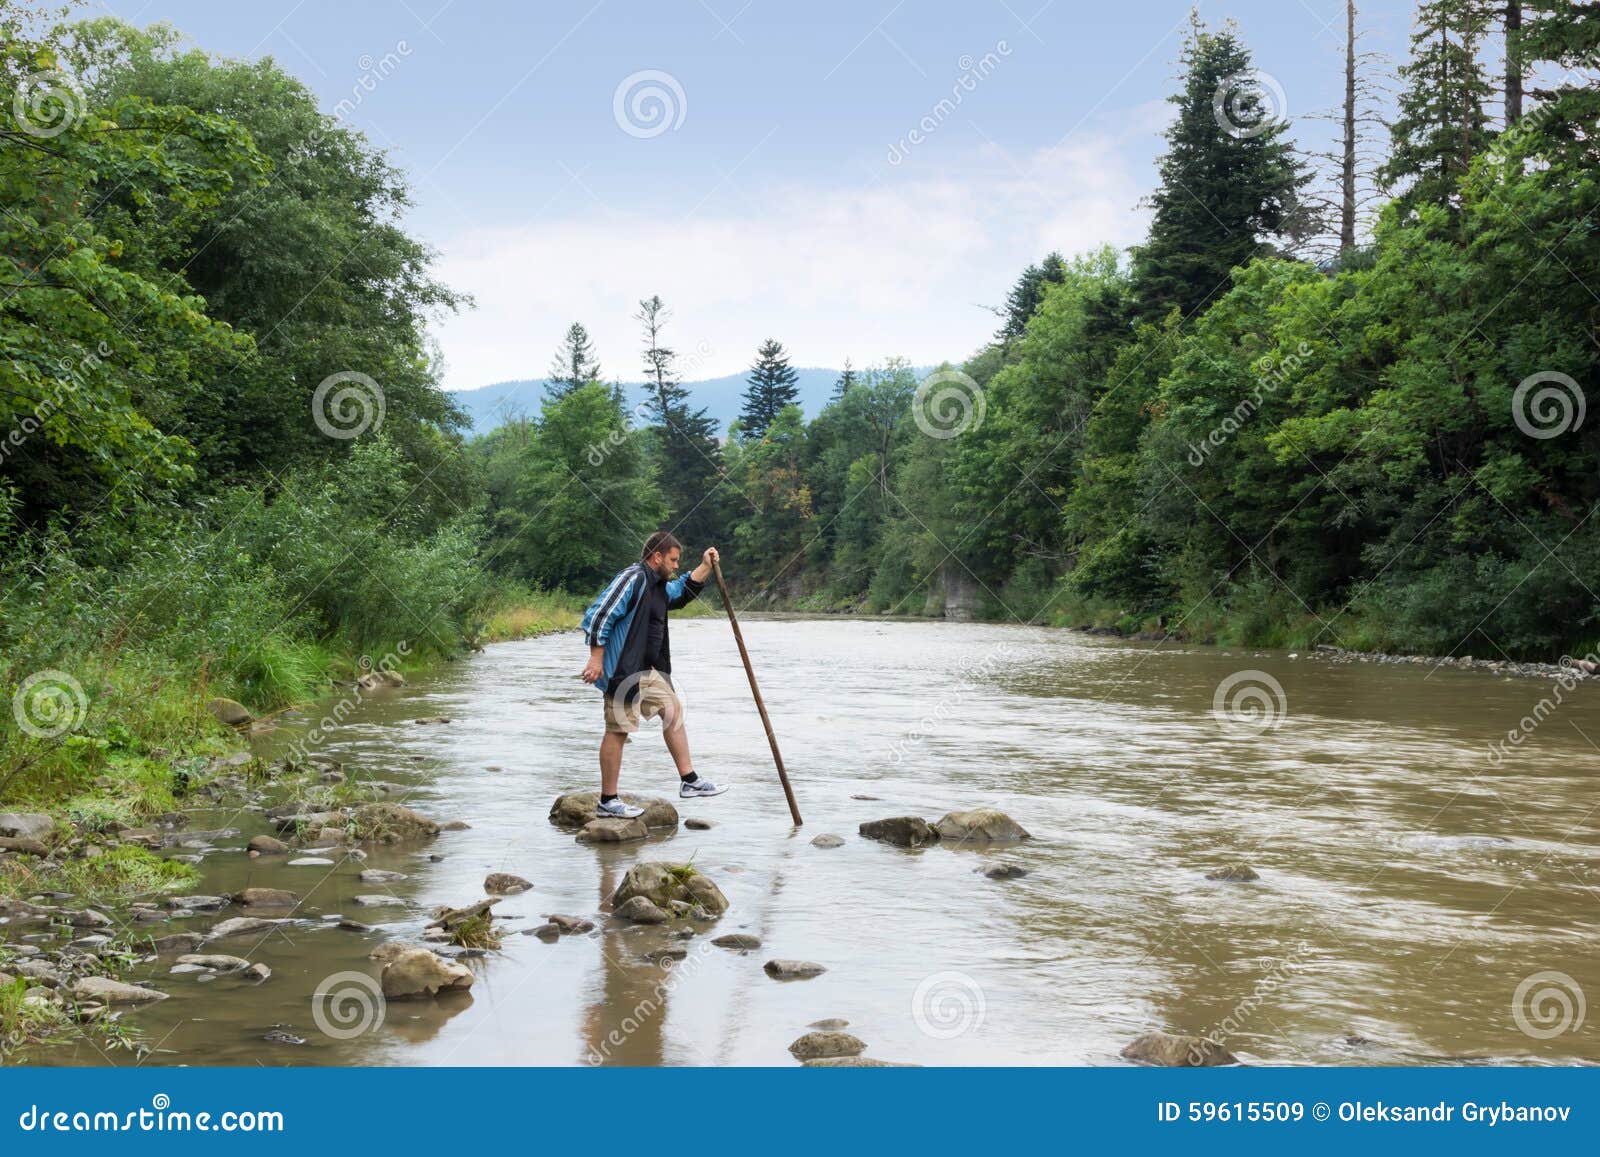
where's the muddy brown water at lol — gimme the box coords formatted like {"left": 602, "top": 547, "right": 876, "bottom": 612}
{"left": 16, "top": 619, "right": 1600, "bottom": 1066}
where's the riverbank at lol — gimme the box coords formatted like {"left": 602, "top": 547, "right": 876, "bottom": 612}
{"left": 0, "top": 589, "right": 579, "bottom": 1057}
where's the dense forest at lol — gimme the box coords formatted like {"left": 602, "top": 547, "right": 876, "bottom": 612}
{"left": 3, "top": 0, "right": 1599, "bottom": 810}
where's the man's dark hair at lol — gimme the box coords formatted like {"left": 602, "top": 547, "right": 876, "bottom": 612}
{"left": 641, "top": 530, "right": 682, "bottom": 560}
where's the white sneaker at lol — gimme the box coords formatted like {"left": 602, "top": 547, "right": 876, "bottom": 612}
{"left": 679, "top": 777, "right": 728, "bottom": 799}
{"left": 596, "top": 797, "right": 645, "bottom": 818}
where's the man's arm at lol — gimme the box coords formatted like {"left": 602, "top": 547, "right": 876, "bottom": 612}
{"left": 668, "top": 547, "right": 719, "bottom": 609}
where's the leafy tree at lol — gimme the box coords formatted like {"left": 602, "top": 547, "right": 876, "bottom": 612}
{"left": 1130, "top": 15, "right": 1312, "bottom": 321}
{"left": 546, "top": 322, "right": 602, "bottom": 400}
{"left": 739, "top": 338, "right": 801, "bottom": 441}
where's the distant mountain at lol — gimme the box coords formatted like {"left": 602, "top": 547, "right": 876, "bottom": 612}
{"left": 448, "top": 367, "right": 932, "bottom": 437}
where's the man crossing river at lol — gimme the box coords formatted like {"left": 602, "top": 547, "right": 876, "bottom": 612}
{"left": 579, "top": 531, "right": 729, "bottom": 818}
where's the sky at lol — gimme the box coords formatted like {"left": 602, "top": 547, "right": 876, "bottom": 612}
{"left": 86, "top": 0, "right": 1423, "bottom": 389}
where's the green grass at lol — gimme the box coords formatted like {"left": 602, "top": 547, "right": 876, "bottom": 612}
{"left": 475, "top": 585, "right": 584, "bottom": 643}
{"left": 0, "top": 845, "right": 196, "bottom": 908}
{"left": 450, "top": 913, "right": 503, "bottom": 950}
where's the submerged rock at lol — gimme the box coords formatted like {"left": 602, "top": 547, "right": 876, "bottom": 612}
{"left": 803, "top": 1056, "right": 918, "bottom": 1067}
{"left": 352, "top": 894, "right": 406, "bottom": 907}
{"left": 859, "top": 816, "right": 938, "bottom": 848}
{"left": 549, "top": 792, "right": 679, "bottom": 830}
{"left": 287, "top": 857, "right": 334, "bottom": 867}
{"left": 360, "top": 869, "right": 408, "bottom": 884}
{"left": 932, "top": 809, "right": 1031, "bottom": 842}
{"left": 149, "top": 932, "right": 205, "bottom": 955}
{"left": 247, "top": 834, "right": 292, "bottom": 855}
{"left": 71, "top": 976, "right": 167, "bottom": 1005}
{"left": 206, "top": 916, "right": 286, "bottom": 939}
{"left": 979, "top": 864, "right": 1029, "bottom": 880}
{"left": 484, "top": 872, "right": 531, "bottom": 894}
{"left": 611, "top": 861, "right": 729, "bottom": 916}
{"left": 527, "top": 923, "right": 561, "bottom": 941}
{"left": 544, "top": 914, "right": 596, "bottom": 934}
{"left": 234, "top": 887, "right": 298, "bottom": 908}
{"left": 764, "top": 959, "right": 827, "bottom": 980}
{"left": 788, "top": 1030, "right": 865, "bottom": 1060}
{"left": 167, "top": 894, "right": 230, "bottom": 912}
{"left": 810, "top": 833, "right": 846, "bottom": 848}
{"left": 684, "top": 817, "right": 715, "bottom": 830}
{"left": 576, "top": 817, "right": 648, "bottom": 843}
{"left": 809, "top": 1018, "right": 849, "bottom": 1030}
{"left": 1205, "top": 863, "right": 1260, "bottom": 882}
{"left": 711, "top": 933, "right": 762, "bottom": 950}
{"left": 175, "top": 953, "right": 252, "bottom": 973}
{"left": 380, "top": 947, "right": 474, "bottom": 999}
{"left": 1121, "top": 1031, "right": 1237, "bottom": 1067}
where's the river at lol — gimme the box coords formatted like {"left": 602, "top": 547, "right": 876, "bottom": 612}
{"left": 23, "top": 618, "right": 1600, "bottom": 1066}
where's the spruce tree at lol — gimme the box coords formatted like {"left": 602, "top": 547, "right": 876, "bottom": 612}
{"left": 635, "top": 295, "right": 723, "bottom": 548}
{"left": 1130, "top": 16, "right": 1311, "bottom": 321}
{"left": 832, "top": 357, "right": 858, "bottom": 400}
{"left": 739, "top": 338, "right": 801, "bottom": 440}
{"left": 1380, "top": 0, "right": 1494, "bottom": 219}
{"left": 998, "top": 252, "right": 1068, "bottom": 343}
{"left": 545, "top": 322, "right": 601, "bottom": 400}
{"left": 1516, "top": 0, "right": 1600, "bottom": 167}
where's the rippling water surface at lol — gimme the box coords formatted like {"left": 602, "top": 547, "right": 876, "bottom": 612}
{"left": 26, "top": 619, "right": 1600, "bottom": 1066}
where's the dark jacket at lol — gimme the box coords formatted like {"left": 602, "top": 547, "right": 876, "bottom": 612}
{"left": 580, "top": 562, "right": 704, "bottom": 694}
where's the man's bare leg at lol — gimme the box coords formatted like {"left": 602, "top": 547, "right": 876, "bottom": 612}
{"left": 600, "top": 730, "right": 626, "bottom": 795}
{"left": 662, "top": 712, "right": 694, "bottom": 778}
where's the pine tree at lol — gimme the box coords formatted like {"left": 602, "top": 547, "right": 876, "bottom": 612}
{"left": 545, "top": 322, "right": 602, "bottom": 400}
{"left": 739, "top": 338, "right": 801, "bottom": 440}
{"left": 1130, "top": 16, "right": 1311, "bottom": 321}
{"left": 1381, "top": 0, "right": 1495, "bottom": 220}
{"left": 998, "top": 252, "right": 1067, "bottom": 343}
{"left": 832, "top": 357, "right": 858, "bottom": 400}
{"left": 1516, "top": 0, "right": 1600, "bottom": 167}
{"left": 635, "top": 295, "right": 724, "bottom": 548}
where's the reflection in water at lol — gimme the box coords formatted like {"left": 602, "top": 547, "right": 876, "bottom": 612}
{"left": 12, "top": 618, "right": 1600, "bottom": 1066}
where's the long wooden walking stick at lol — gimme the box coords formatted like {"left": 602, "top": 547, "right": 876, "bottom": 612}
{"left": 711, "top": 560, "right": 802, "bottom": 826}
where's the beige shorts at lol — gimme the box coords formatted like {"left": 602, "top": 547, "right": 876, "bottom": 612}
{"left": 603, "top": 669, "right": 682, "bottom": 736}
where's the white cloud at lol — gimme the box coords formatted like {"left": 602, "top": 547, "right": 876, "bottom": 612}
{"left": 429, "top": 135, "right": 1149, "bottom": 389}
